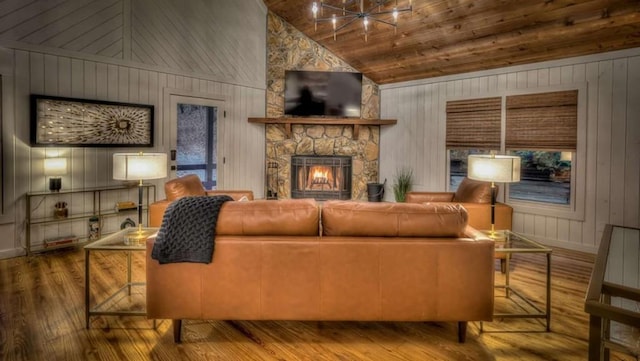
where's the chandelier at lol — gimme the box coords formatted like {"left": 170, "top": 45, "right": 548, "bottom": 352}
{"left": 311, "top": 0, "right": 413, "bottom": 41}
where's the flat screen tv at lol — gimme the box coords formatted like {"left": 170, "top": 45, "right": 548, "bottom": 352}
{"left": 284, "top": 70, "right": 362, "bottom": 117}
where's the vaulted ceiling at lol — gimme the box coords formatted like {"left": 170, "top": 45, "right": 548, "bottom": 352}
{"left": 263, "top": 0, "right": 640, "bottom": 84}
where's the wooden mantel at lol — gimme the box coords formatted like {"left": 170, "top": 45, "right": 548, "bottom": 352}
{"left": 248, "top": 117, "right": 397, "bottom": 139}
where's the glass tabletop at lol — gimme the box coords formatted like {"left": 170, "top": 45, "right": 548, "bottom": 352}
{"left": 84, "top": 227, "right": 159, "bottom": 251}
{"left": 603, "top": 226, "right": 640, "bottom": 355}
{"left": 486, "top": 230, "right": 552, "bottom": 253}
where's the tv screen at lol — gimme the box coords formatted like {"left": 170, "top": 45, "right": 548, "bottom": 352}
{"left": 284, "top": 70, "right": 362, "bottom": 117}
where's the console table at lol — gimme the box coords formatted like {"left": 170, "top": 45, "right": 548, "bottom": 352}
{"left": 25, "top": 184, "right": 156, "bottom": 255}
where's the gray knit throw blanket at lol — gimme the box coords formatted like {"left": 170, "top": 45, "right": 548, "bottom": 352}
{"left": 151, "top": 195, "right": 233, "bottom": 264}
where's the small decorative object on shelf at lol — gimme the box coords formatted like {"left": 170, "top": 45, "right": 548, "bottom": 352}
{"left": 88, "top": 216, "right": 100, "bottom": 241}
{"left": 115, "top": 201, "right": 137, "bottom": 211}
{"left": 53, "top": 201, "right": 68, "bottom": 219}
{"left": 44, "top": 235, "right": 77, "bottom": 249}
{"left": 120, "top": 218, "right": 136, "bottom": 230}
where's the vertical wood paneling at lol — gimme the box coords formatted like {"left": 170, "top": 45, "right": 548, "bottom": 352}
{"left": 3, "top": 53, "right": 266, "bottom": 254}
{"left": 380, "top": 49, "right": 640, "bottom": 253}
{"left": 0, "top": 0, "right": 267, "bottom": 256}
{"left": 583, "top": 62, "right": 600, "bottom": 247}
{"left": 595, "top": 61, "right": 613, "bottom": 243}
{"left": 610, "top": 59, "right": 628, "bottom": 226}
{"left": 625, "top": 57, "right": 640, "bottom": 228}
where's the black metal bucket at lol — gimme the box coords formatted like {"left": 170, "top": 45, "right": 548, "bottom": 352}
{"left": 367, "top": 180, "right": 386, "bottom": 202}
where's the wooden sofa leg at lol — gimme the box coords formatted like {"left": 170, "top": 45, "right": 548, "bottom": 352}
{"left": 458, "top": 321, "right": 467, "bottom": 343}
{"left": 173, "top": 319, "right": 182, "bottom": 343}
{"left": 500, "top": 259, "right": 506, "bottom": 273}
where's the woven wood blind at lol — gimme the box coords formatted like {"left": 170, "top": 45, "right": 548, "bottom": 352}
{"left": 506, "top": 90, "right": 578, "bottom": 151}
{"left": 446, "top": 97, "right": 501, "bottom": 149}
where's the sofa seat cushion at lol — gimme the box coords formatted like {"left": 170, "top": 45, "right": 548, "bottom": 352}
{"left": 216, "top": 199, "right": 319, "bottom": 236}
{"left": 452, "top": 177, "right": 494, "bottom": 203}
{"left": 321, "top": 201, "right": 468, "bottom": 238}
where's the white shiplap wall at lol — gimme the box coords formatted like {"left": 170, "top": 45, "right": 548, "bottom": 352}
{"left": 0, "top": 0, "right": 267, "bottom": 258}
{"left": 380, "top": 48, "right": 640, "bottom": 253}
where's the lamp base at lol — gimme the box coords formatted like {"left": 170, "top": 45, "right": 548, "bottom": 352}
{"left": 124, "top": 227, "right": 152, "bottom": 246}
{"left": 49, "top": 178, "right": 62, "bottom": 192}
{"left": 486, "top": 228, "right": 506, "bottom": 241}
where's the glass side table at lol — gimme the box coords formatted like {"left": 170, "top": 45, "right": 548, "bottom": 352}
{"left": 84, "top": 227, "right": 158, "bottom": 328}
{"left": 480, "top": 230, "right": 552, "bottom": 332}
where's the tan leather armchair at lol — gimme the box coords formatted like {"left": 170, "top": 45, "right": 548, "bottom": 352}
{"left": 405, "top": 177, "right": 513, "bottom": 231}
{"left": 148, "top": 174, "right": 254, "bottom": 227}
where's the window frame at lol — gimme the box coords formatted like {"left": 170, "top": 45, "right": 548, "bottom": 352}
{"left": 445, "top": 83, "right": 587, "bottom": 221}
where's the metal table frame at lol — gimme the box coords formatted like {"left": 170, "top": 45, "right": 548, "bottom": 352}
{"left": 481, "top": 230, "right": 552, "bottom": 332}
{"left": 84, "top": 227, "right": 158, "bottom": 328}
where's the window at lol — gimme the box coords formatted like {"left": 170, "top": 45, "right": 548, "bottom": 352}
{"left": 446, "top": 97, "right": 501, "bottom": 191}
{"left": 176, "top": 104, "right": 218, "bottom": 189}
{"left": 505, "top": 90, "right": 577, "bottom": 206}
{"left": 446, "top": 89, "right": 580, "bottom": 211}
{"left": 509, "top": 151, "right": 572, "bottom": 205}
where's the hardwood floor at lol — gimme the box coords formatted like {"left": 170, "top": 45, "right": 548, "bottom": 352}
{"left": 0, "top": 246, "right": 635, "bottom": 361}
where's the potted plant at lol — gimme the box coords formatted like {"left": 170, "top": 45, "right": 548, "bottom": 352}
{"left": 393, "top": 167, "right": 413, "bottom": 202}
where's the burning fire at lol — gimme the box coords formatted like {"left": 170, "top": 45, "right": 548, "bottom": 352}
{"left": 312, "top": 168, "right": 329, "bottom": 184}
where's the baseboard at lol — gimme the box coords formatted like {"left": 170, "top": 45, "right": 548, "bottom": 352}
{"left": 0, "top": 247, "right": 26, "bottom": 260}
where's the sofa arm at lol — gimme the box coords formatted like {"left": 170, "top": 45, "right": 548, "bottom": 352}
{"left": 457, "top": 202, "right": 513, "bottom": 231}
{"left": 405, "top": 192, "right": 455, "bottom": 203}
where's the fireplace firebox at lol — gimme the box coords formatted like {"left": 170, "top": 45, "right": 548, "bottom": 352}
{"left": 291, "top": 155, "right": 352, "bottom": 200}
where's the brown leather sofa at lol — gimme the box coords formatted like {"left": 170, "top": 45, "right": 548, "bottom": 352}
{"left": 405, "top": 177, "right": 513, "bottom": 231}
{"left": 148, "top": 174, "right": 254, "bottom": 227}
{"left": 146, "top": 198, "right": 495, "bottom": 344}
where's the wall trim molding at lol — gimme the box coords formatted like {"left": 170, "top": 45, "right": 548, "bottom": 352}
{"left": 381, "top": 47, "right": 640, "bottom": 89}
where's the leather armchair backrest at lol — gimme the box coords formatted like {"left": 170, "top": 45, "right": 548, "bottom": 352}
{"left": 164, "top": 174, "right": 206, "bottom": 201}
{"left": 321, "top": 201, "right": 468, "bottom": 237}
{"left": 452, "top": 177, "right": 495, "bottom": 203}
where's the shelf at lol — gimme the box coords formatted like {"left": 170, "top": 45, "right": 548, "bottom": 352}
{"left": 29, "top": 207, "right": 146, "bottom": 226}
{"left": 248, "top": 117, "right": 397, "bottom": 139}
{"left": 25, "top": 185, "right": 156, "bottom": 256}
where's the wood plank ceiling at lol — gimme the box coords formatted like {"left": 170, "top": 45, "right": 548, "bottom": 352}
{"left": 263, "top": 0, "right": 640, "bottom": 84}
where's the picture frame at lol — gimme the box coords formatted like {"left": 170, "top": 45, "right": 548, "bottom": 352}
{"left": 30, "top": 94, "right": 154, "bottom": 147}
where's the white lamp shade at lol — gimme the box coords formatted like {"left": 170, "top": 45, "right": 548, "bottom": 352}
{"left": 44, "top": 158, "right": 68, "bottom": 176}
{"left": 560, "top": 151, "right": 572, "bottom": 162}
{"left": 113, "top": 153, "right": 167, "bottom": 181}
{"left": 467, "top": 154, "right": 521, "bottom": 183}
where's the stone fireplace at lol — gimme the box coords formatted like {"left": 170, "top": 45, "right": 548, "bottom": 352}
{"left": 291, "top": 155, "right": 351, "bottom": 200}
{"left": 262, "top": 13, "right": 383, "bottom": 200}
{"left": 266, "top": 124, "right": 379, "bottom": 200}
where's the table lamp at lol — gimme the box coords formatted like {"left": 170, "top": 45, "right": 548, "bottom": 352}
{"left": 467, "top": 153, "right": 521, "bottom": 238}
{"left": 44, "top": 157, "right": 68, "bottom": 192}
{"left": 113, "top": 152, "right": 167, "bottom": 242}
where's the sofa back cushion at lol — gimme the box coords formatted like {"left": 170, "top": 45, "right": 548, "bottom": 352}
{"left": 452, "top": 177, "right": 494, "bottom": 203}
{"left": 165, "top": 174, "right": 206, "bottom": 201}
{"left": 216, "top": 199, "right": 319, "bottom": 236}
{"left": 321, "top": 201, "right": 468, "bottom": 237}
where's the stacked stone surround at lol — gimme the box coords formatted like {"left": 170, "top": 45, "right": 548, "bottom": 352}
{"left": 265, "top": 12, "right": 381, "bottom": 200}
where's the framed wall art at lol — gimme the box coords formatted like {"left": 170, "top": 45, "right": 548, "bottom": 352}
{"left": 30, "top": 95, "right": 154, "bottom": 147}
